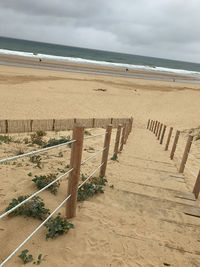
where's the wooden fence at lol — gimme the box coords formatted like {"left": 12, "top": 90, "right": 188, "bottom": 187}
{"left": 0, "top": 118, "right": 134, "bottom": 266}
{"left": 147, "top": 119, "right": 200, "bottom": 200}
{"left": 0, "top": 117, "right": 131, "bottom": 134}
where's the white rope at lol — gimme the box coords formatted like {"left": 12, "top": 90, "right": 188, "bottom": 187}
{"left": 0, "top": 168, "right": 73, "bottom": 220}
{"left": 188, "top": 153, "right": 200, "bottom": 164}
{"left": 78, "top": 162, "right": 104, "bottom": 189}
{"left": 84, "top": 132, "right": 107, "bottom": 140}
{"left": 184, "top": 164, "right": 197, "bottom": 178}
{"left": 81, "top": 148, "right": 105, "bottom": 165}
{"left": 0, "top": 194, "right": 71, "bottom": 267}
{"left": 0, "top": 140, "right": 76, "bottom": 164}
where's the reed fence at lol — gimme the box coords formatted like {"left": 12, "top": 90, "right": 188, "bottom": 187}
{"left": 0, "top": 117, "right": 133, "bottom": 266}
{"left": 147, "top": 119, "right": 200, "bottom": 199}
{"left": 0, "top": 118, "right": 131, "bottom": 134}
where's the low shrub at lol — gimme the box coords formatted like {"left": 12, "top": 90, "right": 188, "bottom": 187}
{"left": 5, "top": 195, "right": 50, "bottom": 220}
{"left": 44, "top": 215, "right": 74, "bottom": 239}
{"left": 30, "top": 131, "right": 46, "bottom": 146}
{"left": 0, "top": 135, "right": 12, "bottom": 144}
{"left": 77, "top": 175, "right": 107, "bottom": 201}
{"left": 18, "top": 249, "right": 33, "bottom": 264}
{"left": 43, "top": 136, "right": 71, "bottom": 148}
{"left": 29, "top": 155, "right": 42, "bottom": 168}
{"left": 32, "top": 174, "right": 60, "bottom": 195}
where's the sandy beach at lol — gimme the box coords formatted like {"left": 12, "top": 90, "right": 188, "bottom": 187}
{"left": 0, "top": 60, "right": 200, "bottom": 266}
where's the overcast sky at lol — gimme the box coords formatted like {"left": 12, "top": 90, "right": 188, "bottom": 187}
{"left": 0, "top": 0, "right": 200, "bottom": 63}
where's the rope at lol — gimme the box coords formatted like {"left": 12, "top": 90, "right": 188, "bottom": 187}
{"left": 188, "top": 153, "right": 200, "bottom": 164}
{"left": 81, "top": 148, "right": 105, "bottom": 165}
{"left": 0, "top": 168, "right": 73, "bottom": 220}
{"left": 84, "top": 132, "right": 107, "bottom": 140}
{"left": 0, "top": 194, "right": 72, "bottom": 267}
{"left": 0, "top": 140, "right": 76, "bottom": 164}
{"left": 78, "top": 162, "right": 104, "bottom": 189}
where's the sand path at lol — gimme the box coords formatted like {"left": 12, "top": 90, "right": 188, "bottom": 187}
{"left": 1, "top": 121, "right": 200, "bottom": 267}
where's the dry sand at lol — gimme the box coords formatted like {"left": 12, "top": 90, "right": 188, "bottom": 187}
{"left": 0, "top": 64, "right": 200, "bottom": 266}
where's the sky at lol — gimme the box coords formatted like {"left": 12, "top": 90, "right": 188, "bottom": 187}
{"left": 0, "top": 0, "right": 200, "bottom": 63}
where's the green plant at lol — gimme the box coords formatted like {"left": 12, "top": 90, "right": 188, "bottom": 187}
{"left": 33, "top": 254, "right": 43, "bottom": 265}
{"left": 18, "top": 249, "right": 33, "bottom": 264}
{"left": 29, "top": 155, "right": 42, "bottom": 168}
{"left": 77, "top": 175, "right": 107, "bottom": 201}
{"left": 27, "top": 172, "right": 32, "bottom": 177}
{"left": 84, "top": 130, "right": 91, "bottom": 136}
{"left": 32, "top": 174, "right": 60, "bottom": 195}
{"left": 43, "top": 136, "right": 71, "bottom": 148}
{"left": 58, "top": 151, "right": 63, "bottom": 157}
{"left": 44, "top": 215, "right": 74, "bottom": 239}
{"left": 30, "top": 131, "right": 46, "bottom": 146}
{"left": 195, "top": 133, "right": 200, "bottom": 141}
{"left": 111, "top": 154, "right": 118, "bottom": 161}
{"left": 0, "top": 135, "right": 12, "bottom": 144}
{"left": 6, "top": 196, "right": 50, "bottom": 220}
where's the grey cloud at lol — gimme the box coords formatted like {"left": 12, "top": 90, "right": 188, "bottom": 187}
{"left": 0, "top": 0, "right": 200, "bottom": 62}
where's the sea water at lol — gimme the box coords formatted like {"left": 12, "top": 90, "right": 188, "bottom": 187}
{"left": 0, "top": 36, "right": 200, "bottom": 78}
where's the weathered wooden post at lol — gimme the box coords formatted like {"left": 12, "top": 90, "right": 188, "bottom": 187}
{"left": 156, "top": 122, "right": 160, "bottom": 137}
{"left": 160, "top": 125, "right": 166, "bottom": 145}
{"left": 124, "top": 123, "right": 129, "bottom": 144}
{"left": 152, "top": 121, "right": 155, "bottom": 132}
{"left": 179, "top": 134, "right": 193, "bottom": 173}
{"left": 170, "top": 130, "right": 180, "bottom": 159}
{"left": 147, "top": 119, "right": 150, "bottom": 129}
{"left": 113, "top": 124, "right": 122, "bottom": 158}
{"left": 120, "top": 124, "right": 126, "bottom": 152}
{"left": 165, "top": 127, "right": 173, "bottom": 151}
{"left": 66, "top": 125, "right": 84, "bottom": 219}
{"left": 153, "top": 121, "right": 158, "bottom": 134}
{"left": 157, "top": 123, "right": 163, "bottom": 140}
{"left": 193, "top": 170, "right": 200, "bottom": 199}
{"left": 100, "top": 124, "right": 112, "bottom": 177}
{"left": 149, "top": 120, "right": 153, "bottom": 131}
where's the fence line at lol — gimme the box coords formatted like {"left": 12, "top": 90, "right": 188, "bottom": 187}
{"left": 0, "top": 117, "right": 131, "bottom": 134}
{"left": 0, "top": 117, "right": 133, "bottom": 266}
{"left": 147, "top": 118, "right": 200, "bottom": 200}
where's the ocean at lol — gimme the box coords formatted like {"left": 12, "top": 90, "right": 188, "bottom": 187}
{"left": 1, "top": 36, "right": 200, "bottom": 78}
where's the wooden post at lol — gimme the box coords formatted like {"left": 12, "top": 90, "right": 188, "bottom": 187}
{"left": 156, "top": 122, "right": 160, "bottom": 137}
{"left": 129, "top": 117, "right": 133, "bottom": 134}
{"left": 149, "top": 120, "right": 152, "bottom": 131}
{"left": 52, "top": 119, "right": 55, "bottom": 131}
{"left": 66, "top": 126, "right": 84, "bottom": 219}
{"left": 113, "top": 124, "right": 122, "bottom": 158}
{"left": 5, "top": 120, "right": 8, "bottom": 134}
{"left": 119, "top": 124, "right": 126, "bottom": 152}
{"left": 30, "top": 120, "right": 33, "bottom": 132}
{"left": 160, "top": 125, "right": 166, "bottom": 145}
{"left": 147, "top": 119, "right": 150, "bottom": 129}
{"left": 165, "top": 127, "right": 173, "bottom": 151}
{"left": 170, "top": 130, "right": 180, "bottom": 160}
{"left": 193, "top": 170, "right": 200, "bottom": 199}
{"left": 157, "top": 123, "right": 163, "bottom": 140}
{"left": 153, "top": 121, "right": 157, "bottom": 134}
{"left": 179, "top": 134, "right": 193, "bottom": 173}
{"left": 92, "top": 118, "right": 95, "bottom": 128}
{"left": 124, "top": 123, "right": 129, "bottom": 144}
{"left": 151, "top": 121, "right": 155, "bottom": 132}
{"left": 100, "top": 124, "right": 112, "bottom": 177}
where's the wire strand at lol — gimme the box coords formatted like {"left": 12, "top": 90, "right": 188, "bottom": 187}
{"left": 0, "top": 194, "right": 71, "bottom": 267}
{"left": 0, "top": 140, "right": 76, "bottom": 164}
{"left": 81, "top": 148, "right": 105, "bottom": 165}
{"left": 0, "top": 168, "right": 73, "bottom": 220}
{"left": 84, "top": 132, "right": 107, "bottom": 140}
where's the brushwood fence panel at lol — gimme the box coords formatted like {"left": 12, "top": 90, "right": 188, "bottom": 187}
{"left": 94, "top": 118, "right": 112, "bottom": 128}
{"left": 8, "top": 120, "right": 31, "bottom": 133}
{"left": 0, "top": 118, "right": 131, "bottom": 134}
{"left": 54, "top": 119, "right": 75, "bottom": 131}
{"left": 32, "top": 119, "right": 54, "bottom": 132}
{"left": 0, "top": 120, "right": 6, "bottom": 133}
